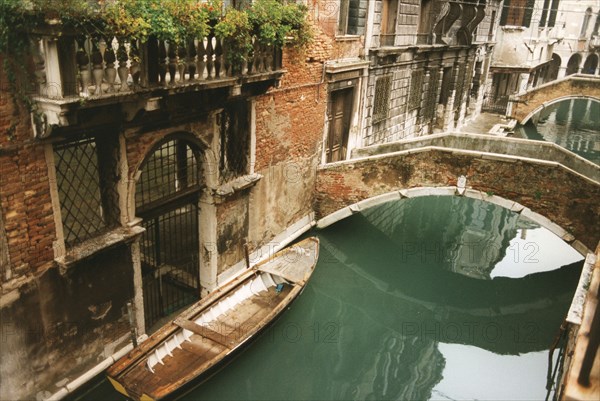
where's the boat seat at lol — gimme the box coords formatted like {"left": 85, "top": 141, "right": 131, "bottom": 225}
{"left": 174, "top": 318, "right": 234, "bottom": 349}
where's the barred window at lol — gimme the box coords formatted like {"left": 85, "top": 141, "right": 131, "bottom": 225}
{"left": 373, "top": 76, "right": 392, "bottom": 123}
{"left": 54, "top": 136, "right": 120, "bottom": 246}
{"left": 408, "top": 70, "right": 424, "bottom": 111}
{"left": 218, "top": 101, "right": 250, "bottom": 183}
{"left": 135, "top": 138, "right": 201, "bottom": 211}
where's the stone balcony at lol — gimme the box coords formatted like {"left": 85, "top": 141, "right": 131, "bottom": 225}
{"left": 27, "top": 28, "right": 284, "bottom": 138}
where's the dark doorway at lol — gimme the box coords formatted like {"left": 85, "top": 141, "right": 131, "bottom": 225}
{"left": 136, "top": 136, "right": 203, "bottom": 331}
{"left": 326, "top": 88, "right": 353, "bottom": 163}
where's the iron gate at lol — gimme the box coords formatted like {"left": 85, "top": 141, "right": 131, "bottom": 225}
{"left": 140, "top": 203, "right": 200, "bottom": 330}
{"left": 482, "top": 94, "right": 509, "bottom": 115}
{"left": 136, "top": 137, "right": 203, "bottom": 332}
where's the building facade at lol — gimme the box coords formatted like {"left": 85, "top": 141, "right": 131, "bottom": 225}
{"left": 486, "top": 0, "right": 600, "bottom": 113}
{"left": 550, "top": 0, "right": 600, "bottom": 77}
{"left": 321, "top": 0, "right": 502, "bottom": 163}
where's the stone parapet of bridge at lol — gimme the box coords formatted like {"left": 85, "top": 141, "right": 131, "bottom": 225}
{"left": 315, "top": 133, "right": 600, "bottom": 250}
{"left": 509, "top": 74, "right": 600, "bottom": 124}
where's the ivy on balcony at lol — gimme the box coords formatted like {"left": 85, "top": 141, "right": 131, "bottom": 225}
{"left": 0, "top": 0, "right": 311, "bottom": 98}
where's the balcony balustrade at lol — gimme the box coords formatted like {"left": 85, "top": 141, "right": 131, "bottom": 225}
{"left": 24, "top": 27, "right": 283, "bottom": 137}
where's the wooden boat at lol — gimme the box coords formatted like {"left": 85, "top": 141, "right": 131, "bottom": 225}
{"left": 107, "top": 237, "right": 319, "bottom": 401}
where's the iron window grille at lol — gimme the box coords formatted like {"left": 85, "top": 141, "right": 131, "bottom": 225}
{"left": 424, "top": 68, "right": 439, "bottom": 121}
{"left": 136, "top": 138, "right": 202, "bottom": 212}
{"left": 53, "top": 136, "right": 120, "bottom": 247}
{"left": 218, "top": 101, "right": 250, "bottom": 184}
{"left": 408, "top": 70, "right": 424, "bottom": 111}
{"left": 373, "top": 75, "right": 392, "bottom": 124}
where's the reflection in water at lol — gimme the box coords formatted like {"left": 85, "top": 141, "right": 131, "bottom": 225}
{"left": 77, "top": 197, "right": 583, "bottom": 401}
{"left": 515, "top": 98, "right": 600, "bottom": 164}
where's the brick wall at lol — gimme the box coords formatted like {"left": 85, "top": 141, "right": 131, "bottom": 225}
{"left": 316, "top": 150, "right": 600, "bottom": 249}
{"left": 0, "top": 89, "right": 56, "bottom": 288}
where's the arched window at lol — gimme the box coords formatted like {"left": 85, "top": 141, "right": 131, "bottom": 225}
{"left": 136, "top": 136, "right": 203, "bottom": 211}
{"left": 583, "top": 54, "right": 598, "bottom": 75}
{"left": 566, "top": 54, "right": 582, "bottom": 76}
{"left": 581, "top": 8, "right": 593, "bottom": 38}
{"left": 547, "top": 53, "right": 562, "bottom": 81}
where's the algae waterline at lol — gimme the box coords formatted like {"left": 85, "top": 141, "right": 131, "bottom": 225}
{"left": 76, "top": 196, "right": 583, "bottom": 400}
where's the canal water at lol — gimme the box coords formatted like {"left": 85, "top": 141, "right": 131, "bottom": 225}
{"left": 515, "top": 98, "right": 600, "bottom": 165}
{"left": 77, "top": 196, "right": 583, "bottom": 400}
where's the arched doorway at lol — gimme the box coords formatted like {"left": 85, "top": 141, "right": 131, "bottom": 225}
{"left": 565, "top": 54, "right": 582, "bottom": 76}
{"left": 136, "top": 134, "right": 204, "bottom": 331}
{"left": 583, "top": 53, "right": 598, "bottom": 75}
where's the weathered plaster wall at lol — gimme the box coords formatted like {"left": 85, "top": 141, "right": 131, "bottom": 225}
{"left": 0, "top": 244, "right": 134, "bottom": 401}
{"left": 216, "top": 193, "right": 250, "bottom": 274}
{"left": 248, "top": 31, "right": 332, "bottom": 250}
{"left": 316, "top": 149, "right": 600, "bottom": 249}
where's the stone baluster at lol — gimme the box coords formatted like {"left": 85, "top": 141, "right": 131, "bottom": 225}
{"left": 265, "top": 45, "right": 274, "bottom": 72}
{"left": 116, "top": 38, "right": 130, "bottom": 91}
{"left": 31, "top": 38, "right": 47, "bottom": 95}
{"left": 167, "top": 42, "right": 177, "bottom": 84}
{"left": 241, "top": 51, "right": 247, "bottom": 76}
{"left": 246, "top": 38, "right": 255, "bottom": 75}
{"left": 177, "top": 43, "right": 186, "bottom": 82}
{"left": 222, "top": 41, "right": 231, "bottom": 77}
{"left": 158, "top": 40, "right": 167, "bottom": 85}
{"left": 76, "top": 36, "right": 90, "bottom": 96}
{"left": 206, "top": 35, "right": 214, "bottom": 79}
{"left": 196, "top": 37, "right": 206, "bottom": 80}
{"left": 253, "top": 39, "right": 263, "bottom": 73}
{"left": 129, "top": 39, "right": 141, "bottom": 88}
{"left": 214, "top": 37, "right": 223, "bottom": 78}
{"left": 91, "top": 37, "right": 104, "bottom": 95}
{"left": 186, "top": 38, "right": 197, "bottom": 80}
{"left": 104, "top": 36, "right": 117, "bottom": 93}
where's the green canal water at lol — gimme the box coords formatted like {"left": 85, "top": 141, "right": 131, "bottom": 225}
{"left": 515, "top": 98, "right": 600, "bottom": 165}
{"left": 78, "top": 196, "right": 583, "bottom": 400}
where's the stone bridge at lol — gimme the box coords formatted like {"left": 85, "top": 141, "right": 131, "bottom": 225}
{"left": 314, "top": 133, "right": 600, "bottom": 252}
{"left": 509, "top": 74, "right": 600, "bottom": 124}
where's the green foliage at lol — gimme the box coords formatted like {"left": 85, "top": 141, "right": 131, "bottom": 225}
{"left": 103, "top": 0, "right": 212, "bottom": 43}
{"left": 1, "top": 0, "right": 311, "bottom": 48}
{"left": 247, "top": 0, "right": 312, "bottom": 47}
{"left": 214, "top": 8, "right": 252, "bottom": 66}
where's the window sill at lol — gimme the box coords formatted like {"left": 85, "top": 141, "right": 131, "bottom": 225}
{"left": 55, "top": 225, "right": 145, "bottom": 273}
{"left": 213, "top": 173, "right": 263, "bottom": 200}
{"left": 501, "top": 26, "right": 526, "bottom": 32}
{"left": 335, "top": 35, "right": 362, "bottom": 42}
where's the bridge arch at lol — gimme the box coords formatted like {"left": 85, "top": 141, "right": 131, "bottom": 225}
{"left": 509, "top": 74, "right": 600, "bottom": 124}
{"left": 316, "top": 187, "right": 592, "bottom": 257}
{"left": 520, "top": 95, "right": 600, "bottom": 125}
{"left": 315, "top": 138, "right": 599, "bottom": 252}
